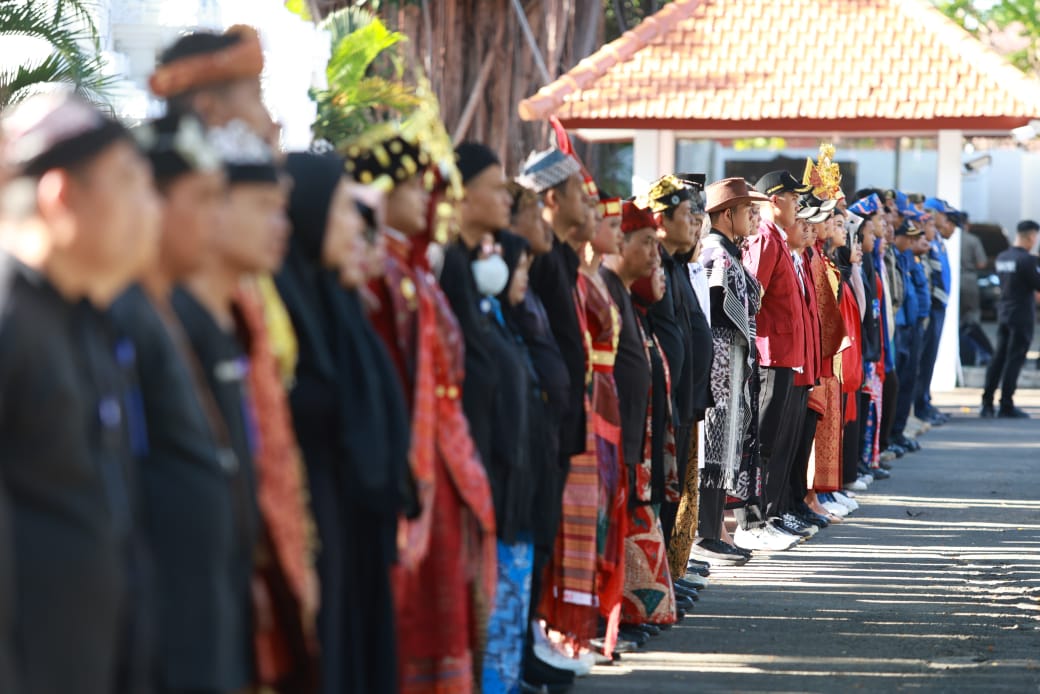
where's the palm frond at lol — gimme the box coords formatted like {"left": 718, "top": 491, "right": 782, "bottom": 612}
{"left": 312, "top": 10, "right": 417, "bottom": 148}
{"left": 52, "top": 0, "right": 100, "bottom": 44}
{"left": 0, "top": 2, "right": 94, "bottom": 68}
{"left": 0, "top": 0, "right": 114, "bottom": 109}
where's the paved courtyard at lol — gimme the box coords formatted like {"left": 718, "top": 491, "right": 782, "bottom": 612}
{"left": 574, "top": 389, "right": 1040, "bottom": 693}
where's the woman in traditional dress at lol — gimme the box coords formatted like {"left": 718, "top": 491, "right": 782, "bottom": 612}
{"left": 277, "top": 152, "right": 410, "bottom": 694}
{"left": 806, "top": 210, "right": 851, "bottom": 514}
{"left": 626, "top": 259, "right": 682, "bottom": 628}
{"left": 580, "top": 195, "right": 628, "bottom": 655}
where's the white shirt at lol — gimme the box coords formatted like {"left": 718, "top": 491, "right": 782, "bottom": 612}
{"left": 688, "top": 261, "right": 710, "bottom": 328}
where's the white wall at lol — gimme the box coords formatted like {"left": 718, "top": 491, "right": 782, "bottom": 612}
{"left": 95, "top": 0, "right": 325, "bottom": 149}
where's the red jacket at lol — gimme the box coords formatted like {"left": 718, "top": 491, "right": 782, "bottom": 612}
{"left": 743, "top": 220, "right": 805, "bottom": 368}
{"left": 793, "top": 251, "right": 821, "bottom": 388}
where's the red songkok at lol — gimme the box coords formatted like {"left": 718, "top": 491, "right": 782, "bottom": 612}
{"left": 621, "top": 200, "right": 657, "bottom": 234}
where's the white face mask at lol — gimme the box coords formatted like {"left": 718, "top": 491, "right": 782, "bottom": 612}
{"left": 471, "top": 254, "right": 509, "bottom": 297}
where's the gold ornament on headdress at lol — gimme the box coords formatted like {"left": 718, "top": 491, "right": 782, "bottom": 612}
{"left": 635, "top": 174, "right": 688, "bottom": 213}
{"left": 802, "top": 143, "right": 842, "bottom": 200}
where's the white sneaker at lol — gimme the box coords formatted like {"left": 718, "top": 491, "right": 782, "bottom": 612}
{"left": 844, "top": 478, "right": 868, "bottom": 492}
{"left": 532, "top": 621, "right": 592, "bottom": 676}
{"left": 734, "top": 525, "right": 797, "bottom": 551}
{"left": 821, "top": 500, "right": 849, "bottom": 517}
{"left": 832, "top": 491, "right": 859, "bottom": 512}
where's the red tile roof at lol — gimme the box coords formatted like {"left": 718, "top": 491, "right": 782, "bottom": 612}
{"left": 518, "top": 0, "right": 1040, "bottom": 133}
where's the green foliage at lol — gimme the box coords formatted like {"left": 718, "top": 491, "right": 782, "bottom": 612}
{"left": 604, "top": 0, "right": 674, "bottom": 41}
{"left": 310, "top": 9, "right": 421, "bottom": 148}
{"left": 933, "top": 0, "right": 1040, "bottom": 75}
{"left": 0, "top": 0, "right": 115, "bottom": 109}
{"left": 284, "top": 0, "right": 313, "bottom": 21}
{"left": 733, "top": 137, "right": 788, "bottom": 152}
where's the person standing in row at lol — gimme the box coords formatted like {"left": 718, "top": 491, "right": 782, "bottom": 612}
{"left": 981, "top": 220, "right": 1040, "bottom": 419}
{"left": 0, "top": 93, "right": 160, "bottom": 694}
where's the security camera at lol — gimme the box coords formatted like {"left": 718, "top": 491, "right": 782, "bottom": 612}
{"left": 963, "top": 154, "right": 993, "bottom": 173}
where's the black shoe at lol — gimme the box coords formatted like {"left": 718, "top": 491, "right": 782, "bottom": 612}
{"left": 796, "top": 509, "right": 829, "bottom": 529}
{"left": 617, "top": 627, "right": 650, "bottom": 647}
{"left": 686, "top": 559, "right": 711, "bottom": 577}
{"left": 870, "top": 466, "right": 891, "bottom": 480}
{"left": 998, "top": 406, "right": 1030, "bottom": 419}
{"left": 674, "top": 584, "right": 700, "bottom": 601}
{"left": 795, "top": 502, "right": 830, "bottom": 529}
{"left": 521, "top": 679, "right": 573, "bottom": 694}
{"left": 675, "top": 577, "right": 705, "bottom": 592}
{"left": 637, "top": 623, "right": 661, "bottom": 636}
{"left": 523, "top": 650, "right": 577, "bottom": 686}
{"left": 773, "top": 516, "right": 811, "bottom": 538}
{"left": 893, "top": 435, "right": 920, "bottom": 452}
{"left": 980, "top": 402, "right": 995, "bottom": 418}
{"left": 675, "top": 594, "right": 696, "bottom": 611}
{"left": 885, "top": 444, "right": 906, "bottom": 458}
{"left": 690, "top": 538, "right": 749, "bottom": 564}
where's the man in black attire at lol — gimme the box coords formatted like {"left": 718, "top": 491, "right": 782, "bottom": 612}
{"left": 0, "top": 94, "right": 160, "bottom": 694}
{"left": 516, "top": 147, "right": 588, "bottom": 686}
{"left": 110, "top": 112, "right": 262, "bottom": 694}
{"left": 640, "top": 174, "right": 713, "bottom": 547}
{"left": 442, "top": 143, "right": 509, "bottom": 470}
{"left": 981, "top": 220, "right": 1040, "bottom": 419}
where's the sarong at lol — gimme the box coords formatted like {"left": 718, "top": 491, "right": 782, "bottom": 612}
{"left": 620, "top": 504, "right": 676, "bottom": 625}
{"left": 482, "top": 538, "right": 533, "bottom": 694}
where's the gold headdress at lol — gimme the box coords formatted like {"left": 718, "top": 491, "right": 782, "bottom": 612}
{"left": 635, "top": 174, "right": 699, "bottom": 213}
{"left": 802, "top": 143, "right": 843, "bottom": 201}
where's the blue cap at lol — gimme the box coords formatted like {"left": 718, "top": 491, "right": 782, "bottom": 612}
{"left": 923, "top": 197, "right": 958, "bottom": 215}
{"left": 848, "top": 193, "right": 882, "bottom": 217}
{"left": 891, "top": 191, "right": 923, "bottom": 220}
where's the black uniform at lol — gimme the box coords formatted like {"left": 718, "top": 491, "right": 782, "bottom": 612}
{"left": 983, "top": 246, "right": 1040, "bottom": 410}
{"left": 601, "top": 266, "right": 651, "bottom": 477}
{"left": 653, "top": 247, "right": 713, "bottom": 542}
{"left": 169, "top": 289, "right": 260, "bottom": 690}
{"left": 111, "top": 286, "right": 256, "bottom": 693}
{"left": 0, "top": 256, "right": 137, "bottom": 694}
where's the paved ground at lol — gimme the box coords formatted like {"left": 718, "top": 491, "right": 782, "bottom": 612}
{"left": 573, "top": 389, "right": 1040, "bottom": 693}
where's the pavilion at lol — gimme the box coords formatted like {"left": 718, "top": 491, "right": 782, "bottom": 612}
{"left": 519, "top": 0, "right": 1040, "bottom": 390}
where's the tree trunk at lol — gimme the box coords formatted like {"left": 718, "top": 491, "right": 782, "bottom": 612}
{"left": 316, "top": 0, "right": 605, "bottom": 172}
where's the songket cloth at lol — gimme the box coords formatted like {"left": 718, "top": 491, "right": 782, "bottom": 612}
{"left": 808, "top": 248, "right": 848, "bottom": 493}
{"left": 372, "top": 233, "right": 497, "bottom": 694}
{"left": 666, "top": 425, "right": 700, "bottom": 580}
{"left": 234, "top": 280, "right": 319, "bottom": 686}
{"left": 536, "top": 272, "right": 615, "bottom": 645}
{"left": 621, "top": 316, "right": 678, "bottom": 626}
{"left": 584, "top": 273, "right": 627, "bottom": 653}
{"left": 620, "top": 504, "right": 676, "bottom": 625}
{"left": 482, "top": 537, "right": 533, "bottom": 694}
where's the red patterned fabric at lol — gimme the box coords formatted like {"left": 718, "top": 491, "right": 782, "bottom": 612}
{"left": 233, "top": 280, "right": 319, "bottom": 685}
{"left": 374, "top": 235, "right": 497, "bottom": 694}
{"left": 808, "top": 375, "right": 843, "bottom": 492}
{"left": 838, "top": 282, "right": 863, "bottom": 421}
{"left": 620, "top": 504, "right": 676, "bottom": 625}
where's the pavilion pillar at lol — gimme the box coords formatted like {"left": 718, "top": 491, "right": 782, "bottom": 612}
{"left": 933, "top": 129, "right": 963, "bottom": 392}
{"left": 632, "top": 129, "right": 674, "bottom": 196}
